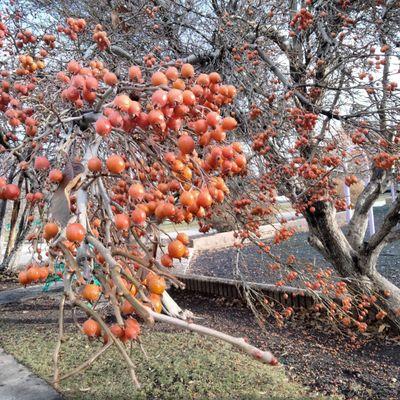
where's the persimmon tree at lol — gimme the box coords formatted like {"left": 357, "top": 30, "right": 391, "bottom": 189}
{"left": 0, "top": 6, "right": 277, "bottom": 388}
{"left": 1, "top": 0, "right": 400, "bottom": 363}
{"left": 69, "top": 0, "right": 400, "bottom": 329}
{"left": 66, "top": 0, "right": 400, "bottom": 330}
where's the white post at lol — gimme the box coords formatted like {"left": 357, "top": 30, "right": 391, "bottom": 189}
{"left": 391, "top": 181, "right": 396, "bottom": 202}
{"left": 368, "top": 208, "right": 375, "bottom": 236}
{"left": 343, "top": 161, "right": 353, "bottom": 223}
{"left": 344, "top": 183, "right": 352, "bottom": 223}
{"left": 364, "top": 176, "right": 375, "bottom": 236}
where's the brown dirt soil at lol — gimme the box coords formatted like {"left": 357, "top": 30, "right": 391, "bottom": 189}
{"left": 0, "top": 272, "right": 18, "bottom": 291}
{"left": 170, "top": 291, "right": 400, "bottom": 400}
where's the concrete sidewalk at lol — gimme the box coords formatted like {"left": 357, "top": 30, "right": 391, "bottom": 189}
{"left": 0, "top": 281, "right": 64, "bottom": 305}
{"left": 0, "top": 283, "right": 64, "bottom": 399}
{"left": 0, "top": 348, "right": 62, "bottom": 400}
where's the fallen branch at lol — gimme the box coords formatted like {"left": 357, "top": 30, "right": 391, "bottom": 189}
{"left": 148, "top": 309, "right": 278, "bottom": 365}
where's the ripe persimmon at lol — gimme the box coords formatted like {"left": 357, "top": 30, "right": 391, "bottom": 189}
{"left": 168, "top": 239, "right": 186, "bottom": 259}
{"left": 123, "top": 318, "right": 141, "bottom": 340}
{"left": 176, "top": 232, "right": 190, "bottom": 245}
{"left": 197, "top": 73, "right": 210, "bottom": 87}
{"left": 83, "top": 319, "right": 101, "bottom": 337}
{"left": 152, "top": 89, "right": 168, "bottom": 107}
{"left": 165, "top": 66, "right": 179, "bottom": 81}
{"left": 103, "top": 71, "right": 118, "bottom": 86}
{"left": 221, "top": 116, "right": 237, "bottom": 130}
{"left": 167, "top": 88, "right": 183, "bottom": 105}
{"left": 38, "top": 266, "right": 49, "bottom": 281}
{"left": 179, "top": 190, "right": 194, "bottom": 207}
{"left": 110, "top": 324, "right": 124, "bottom": 338}
{"left": 66, "top": 223, "right": 86, "bottom": 242}
{"left": 173, "top": 78, "right": 186, "bottom": 90}
{"left": 162, "top": 202, "right": 175, "bottom": 218}
{"left": 128, "top": 66, "right": 142, "bottom": 81}
{"left": 34, "top": 156, "right": 50, "bottom": 170}
{"left": 160, "top": 253, "right": 173, "bottom": 268}
{"left": 193, "top": 119, "right": 208, "bottom": 134}
{"left": 88, "top": 157, "right": 102, "bottom": 172}
{"left": 3, "top": 184, "right": 20, "bottom": 200}
{"left": 121, "top": 299, "right": 135, "bottom": 315}
{"left": 49, "top": 169, "right": 63, "bottom": 183}
{"left": 206, "top": 111, "right": 220, "bottom": 127}
{"left": 95, "top": 117, "right": 112, "bottom": 136}
{"left": 43, "top": 222, "right": 59, "bottom": 240}
{"left": 18, "top": 270, "right": 30, "bottom": 285}
{"left": 108, "top": 110, "right": 123, "bottom": 127}
{"left": 82, "top": 284, "right": 101, "bottom": 302}
{"left": 131, "top": 207, "right": 146, "bottom": 225}
{"left": 27, "top": 265, "right": 40, "bottom": 282}
{"left": 181, "top": 63, "right": 194, "bottom": 78}
{"left": 129, "top": 183, "right": 145, "bottom": 200}
{"left": 197, "top": 189, "right": 213, "bottom": 208}
{"left": 151, "top": 71, "right": 168, "bottom": 86}
{"left": 106, "top": 155, "right": 125, "bottom": 174}
{"left": 178, "top": 135, "right": 195, "bottom": 154}
{"left": 148, "top": 293, "right": 163, "bottom": 313}
{"left": 115, "top": 213, "right": 130, "bottom": 230}
{"left": 113, "top": 94, "right": 131, "bottom": 112}
{"left": 67, "top": 60, "right": 81, "bottom": 74}
{"left": 147, "top": 274, "right": 166, "bottom": 295}
{"left": 182, "top": 90, "right": 195, "bottom": 106}
{"left": 209, "top": 72, "right": 221, "bottom": 83}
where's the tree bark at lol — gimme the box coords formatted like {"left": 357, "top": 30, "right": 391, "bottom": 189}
{"left": 0, "top": 220, "right": 33, "bottom": 272}
{"left": 304, "top": 201, "right": 400, "bottom": 328}
{"left": 304, "top": 201, "right": 358, "bottom": 276}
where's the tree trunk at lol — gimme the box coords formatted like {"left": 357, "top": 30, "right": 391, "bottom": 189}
{"left": 0, "top": 221, "right": 32, "bottom": 272}
{"left": 0, "top": 166, "right": 17, "bottom": 265}
{"left": 0, "top": 199, "right": 7, "bottom": 243}
{"left": 304, "top": 201, "right": 400, "bottom": 329}
{"left": 4, "top": 197, "right": 21, "bottom": 259}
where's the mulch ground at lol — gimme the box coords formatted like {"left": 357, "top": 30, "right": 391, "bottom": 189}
{"left": 0, "top": 289, "right": 398, "bottom": 400}
{"left": 0, "top": 272, "right": 18, "bottom": 292}
{"left": 190, "top": 205, "right": 400, "bottom": 287}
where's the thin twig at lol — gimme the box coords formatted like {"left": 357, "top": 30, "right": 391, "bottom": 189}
{"left": 53, "top": 293, "right": 66, "bottom": 388}
{"left": 55, "top": 341, "right": 112, "bottom": 383}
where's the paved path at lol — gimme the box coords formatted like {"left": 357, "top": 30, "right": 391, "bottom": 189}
{"left": 0, "top": 348, "right": 62, "bottom": 400}
{"left": 0, "top": 283, "right": 64, "bottom": 399}
{"left": 0, "top": 281, "right": 64, "bottom": 305}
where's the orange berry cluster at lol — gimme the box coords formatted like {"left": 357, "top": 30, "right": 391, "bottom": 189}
{"left": 57, "top": 17, "right": 86, "bottom": 40}
{"left": 93, "top": 24, "right": 110, "bottom": 51}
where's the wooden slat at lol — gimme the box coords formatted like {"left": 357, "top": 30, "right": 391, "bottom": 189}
{"left": 172, "top": 273, "right": 321, "bottom": 310}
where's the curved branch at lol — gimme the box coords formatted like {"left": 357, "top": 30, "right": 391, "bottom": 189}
{"left": 148, "top": 309, "right": 278, "bottom": 365}
{"left": 347, "top": 168, "right": 387, "bottom": 249}
{"left": 365, "top": 195, "right": 400, "bottom": 253}
{"left": 55, "top": 341, "right": 112, "bottom": 384}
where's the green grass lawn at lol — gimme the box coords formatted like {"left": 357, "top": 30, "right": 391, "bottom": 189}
{"left": 0, "top": 323, "right": 330, "bottom": 400}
